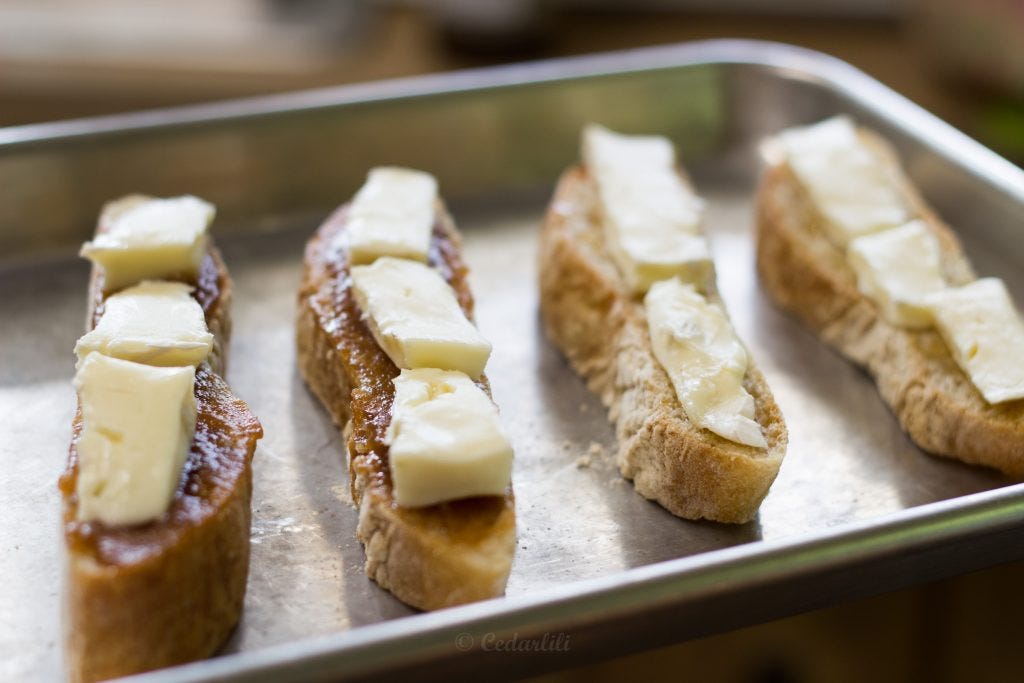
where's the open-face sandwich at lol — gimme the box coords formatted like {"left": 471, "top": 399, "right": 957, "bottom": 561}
{"left": 539, "top": 125, "right": 787, "bottom": 524}
{"left": 63, "top": 195, "right": 262, "bottom": 682}
{"left": 297, "top": 168, "right": 516, "bottom": 610}
{"left": 757, "top": 115, "right": 1024, "bottom": 475}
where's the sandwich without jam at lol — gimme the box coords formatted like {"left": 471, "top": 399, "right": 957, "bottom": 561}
{"left": 757, "top": 116, "right": 1024, "bottom": 475}
{"left": 538, "top": 125, "right": 787, "bottom": 524}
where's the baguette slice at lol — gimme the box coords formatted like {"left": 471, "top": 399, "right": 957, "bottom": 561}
{"left": 62, "top": 196, "right": 262, "bottom": 683}
{"left": 757, "top": 128, "right": 1024, "bottom": 476}
{"left": 539, "top": 166, "right": 787, "bottom": 523}
{"left": 296, "top": 202, "right": 516, "bottom": 611}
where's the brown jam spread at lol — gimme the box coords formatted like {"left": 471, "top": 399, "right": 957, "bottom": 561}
{"left": 313, "top": 207, "right": 510, "bottom": 522}
{"left": 60, "top": 365, "right": 260, "bottom": 565}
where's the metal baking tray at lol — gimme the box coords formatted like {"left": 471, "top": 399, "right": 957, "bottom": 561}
{"left": 3, "top": 39, "right": 1024, "bottom": 682}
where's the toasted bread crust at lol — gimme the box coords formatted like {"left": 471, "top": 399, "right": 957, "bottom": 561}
{"left": 64, "top": 198, "right": 261, "bottom": 682}
{"left": 296, "top": 203, "right": 515, "bottom": 611}
{"left": 756, "top": 131, "right": 1024, "bottom": 476}
{"left": 539, "top": 167, "right": 787, "bottom": 523}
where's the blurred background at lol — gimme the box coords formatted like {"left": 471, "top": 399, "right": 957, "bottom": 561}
{"left": 4, "top": 1, "right": 1023, "bottom": 681}
{"left": 1, "top": 0, "right": 1022, "bottom": 163}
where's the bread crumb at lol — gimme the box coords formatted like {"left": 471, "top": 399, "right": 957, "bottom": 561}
{"left": 587, "top": 441, "right": 604, "bottom": 456}
{"left": 579, "top": 402, "right": 589, "bottom": 413}
{"left": 575, "top": 454, "right": 591, "bottom": 469}
{"left": 560, "top": 439, "right": 572, "bottom": 451}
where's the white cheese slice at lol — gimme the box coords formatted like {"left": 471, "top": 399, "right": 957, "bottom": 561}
{"left": 74, "top": 353, "right": 196, "bottom": 526}
{"left": 847, "top": 220, "right": 947, "bottom": 329}
{"left": 644, "top": 278, "right": 767, "bottom": 448}
{"left": 344, "top": 167, "right": 438, "bottom": 265}
{"left": 74, "top": 280, "right": 213, "bottom": 368}
{"left": 80, "top": 195, "right": 214, "bottom": 292}
{"left": 385, "top": 368, "right": 513, "bottom": 507}
{"left": 777, "top": 116, "right": 910, "bottom": 247}
{"left": 350, "top": 256, "right": 492, "bottom": 377}
{"left": 582, "top": 124, "right": 712, "bottom": 295}
{"left": 925, "top": 278, "right": 1024, "bottom": 404}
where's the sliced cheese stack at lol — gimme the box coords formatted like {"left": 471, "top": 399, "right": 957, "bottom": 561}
{"left": 582, "top": 125, "right": 767, "bottom": 449}
{"left": 777, "top": 116, "right": 1024, "bottom": 405}
{"left": 346, "top": 168, "right": 513, "bottom": 507}
{"left": 73, "top": 196, "right": 217, "bottom": 526}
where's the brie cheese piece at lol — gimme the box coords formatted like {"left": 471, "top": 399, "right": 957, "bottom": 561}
{"left": 644, "top": 278, "right": 767, "bottom": 448}
{"left": 847, "top": 220, "right": 946, "bottom": 329}
{"left": 344, "top": 167, "right": 438, "bottom": 265}
{"left": 74, "top": 280, "right": 213, "bottom": 368}
{"left": 385, "top": 368, "right": 513, "bottom": 507}
{"left": 74, "top": 353, "right": 196, "bottom": 526}
{"left": 350, "top": 256, "right": 492, "bottom": 377}
{"left": 80, "top": 195, "right": 214, "bottom": 292}
{"left": 926, "top": 277, "right": 1024, "bottom": 404}
{"left": 777, "top": 116, "right": 910, "bottom": 247}
{"left": 582, "top": 124, "right": 712, "bottom": 295}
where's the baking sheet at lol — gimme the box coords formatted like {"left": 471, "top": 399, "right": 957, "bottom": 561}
{"left": 2, "top": 40, "right": 1024, "bottom": 683}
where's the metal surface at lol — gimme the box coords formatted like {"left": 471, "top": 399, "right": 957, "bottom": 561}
{"left": 2, "top": 40, "right": 1024, "bottom": 682}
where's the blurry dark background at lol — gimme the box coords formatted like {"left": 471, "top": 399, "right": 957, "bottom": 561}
{"left": 4, "top": 2, "right": 1023, "bottom": 681}
{"left": 1, "top": 0, "right": 1022, "bottom": 163}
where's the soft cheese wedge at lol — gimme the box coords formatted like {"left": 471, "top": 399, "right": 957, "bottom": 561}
{"left": 757, "top": 116, "right": 1024, "bottom": 475}
{"left": 539, "top": 125, "right": 787, "bottom": 523}
{"left": 926, "top": 278, "right": 1024, "bottom": 405}
{"left": 75, "top": 280, "right": 214, "bottom": 367}
{"left": 847, "top": 220, "right": 946, "bottom": 329}
{"left": 80, "top": 195, "right": 214, "bottom": 292}
{"left": 645, "top": 279, "right": 766, "bottom": 449}
{"left": 387, "top": 368, "right": 513, "bottom": 507}
{"left": 351, "top": 256, "right": 492, "bottom": 378}
{"left": 582, "top": 124, "right": 712, "bottom": 294}
{"left": 343, "top": 167, "right": 438, "bottom": 265}
{"left": 774, "top": 116, "right": 909, "bottom": 246}
{"left": 74, "top": 353, "right": 197, "bottom": 526}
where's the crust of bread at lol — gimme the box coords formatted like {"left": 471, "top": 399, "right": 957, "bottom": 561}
{"left": 64, "top": 197, "right": 261, "bottom": 682}
{"left": 538, "top": 167, "right": 787, "bottom": 524}
{"left": 296, "top": 203, "right": 516, "bottom": 611}
{"left": 756, "top": 130, "right": 1024, "bottom": 476}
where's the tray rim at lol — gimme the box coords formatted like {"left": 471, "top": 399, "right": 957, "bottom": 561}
{"left": 9, "top": 39, "right": 1024, "bottom": 682}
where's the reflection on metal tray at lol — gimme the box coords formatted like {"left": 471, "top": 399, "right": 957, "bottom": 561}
{"left": 2, "top": 39, "right": 1024, "bottom": 683}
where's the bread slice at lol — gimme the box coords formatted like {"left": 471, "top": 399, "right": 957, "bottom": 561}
{"left": 538, "top": 167, "right": 787, "bottom": 524}
{"left": 296, "top": 203, "right": 516, "bottom": 611}
{"left": 756, "top": 129, "right": 1024, "bottom": 476}
{"left": 62, "top": 199, "right": 262, "bottom": 683}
